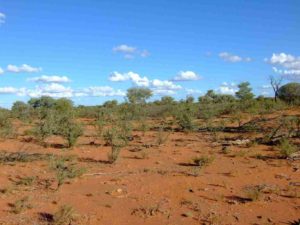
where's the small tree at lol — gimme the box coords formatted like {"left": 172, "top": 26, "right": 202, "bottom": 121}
{"left": 278, "top": 82, "right": 300, "bottom": 105}
{"left": 269, "top": 75, "right": 283, "bottom": 102}
{"left": 126, "top": 87, "right": 152, "bottom": 104}
{"left": 11, "top": 101, "right": 32, "bottom": 122}
{"left": 235, "top": 82, "right": 254, "bottom": 101}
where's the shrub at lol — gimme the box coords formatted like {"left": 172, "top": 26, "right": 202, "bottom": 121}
{"left": 278, "top": 138, "right": 297, "bottom": 158}
{"left": 278, "top": 82, "right": 300, "bottom": 105}
{"left": 192, "top": 156, "right": 214, "bottom": 168}
{"left": 53, "top": 205, "right": 75, "bottom": 225}
{"left": 156, "top": 126, "right": 170, "bottom": 145}
{"left": 11, "top": 101, "right": 33, "bottom": 122}
{"left": 243, "top": 185, "right": 263, "bottom": 201}
{"left": 104, "top": 120, "right": 132, "bottom": 163}
{"left": 108, "top": 145, "right": 121, "bottom": 163}
{"left": 33, "top": 99, "right": 83, "bottom": 148}
{"left": 50, "top": 157, "right": 85, "bottom": 190}
{"left": 0, "top": 111, "right": 13, "bottom": 138}
{"left": 10, "top": 196, "right": 32, "bottom": 214}
{"left": 175, "top": 104, "right": 196, "bottom": 131}
{"left": 57, "top": 118, "right": 83, "bottom": 148}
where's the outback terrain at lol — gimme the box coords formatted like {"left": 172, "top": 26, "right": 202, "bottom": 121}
{"left": 0, "top": 98, "right": 299, "bottom": 225}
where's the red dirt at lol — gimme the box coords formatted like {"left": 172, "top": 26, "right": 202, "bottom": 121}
{"left": 0, "top": 116, "right": 299, "bottom": 225}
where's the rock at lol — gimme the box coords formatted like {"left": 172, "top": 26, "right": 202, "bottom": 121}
{"left": 182, "top": 211, "right": 193, "bottom": 218}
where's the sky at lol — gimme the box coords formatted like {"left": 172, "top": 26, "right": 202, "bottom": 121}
{"left": 0, "top": 0, "right": 299, "bottom": 108}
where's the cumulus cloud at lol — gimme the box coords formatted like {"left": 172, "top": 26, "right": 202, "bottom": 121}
{"left": 7, "top": 64, "right": 42, "bottom": 73}
{"left": 186, "top": 89, "right": 202, "bottom": 95}
{"left": 113, "top": 44, "right": 136, "bottom": 54}
{"left": 152, "top": 79, "right": 181, "bottom": 90}
{"left": 0, "top": 83, "right": 126, "bottom": 99}
{"left": 0, "top": 67, "right": 4, "bottom": 75}
{"left": 267, "top": 53, "right": 300, "bottom": 80}
{"left": 113, "top": 44, "right": 150, "bottom": 59}
{"left": 81, "top": 86, "right": 126, "bottom": 97}
{"left": 0, "top": 12, "right": 5, "bottom": 25}
{"left": 109, "top": 71, "right": 150, "bottom": 87}
{"left": 25, "top": 84, "right": 73, "bottom": 98}
{"left": 0, "top": 87, "right": 19, "bottom": 94}
{"left": 28, "top": 75, "right": 71, "bottom": 83}
{"left": 216, "top": 82, "right": 238, "bottom": 95}
{"left": 219, "top": 52, "right": 251, "bottom": 63}
{"left": 109, "top": 71, "right": 182, "bottom": 95}
{"left": 172, "top": 71, "right": 201, "bottom": 81}
{"left": 152, "top": 89, "right": 176, "bottom": 96}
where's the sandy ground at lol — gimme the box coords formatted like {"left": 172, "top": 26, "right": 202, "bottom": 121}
{"left": 0, "top": 115, "right": 299, "bottom": 225}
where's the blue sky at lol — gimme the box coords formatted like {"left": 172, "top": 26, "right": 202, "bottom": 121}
{"left": 0, "top": 0, "right": 299, "bottom": 108}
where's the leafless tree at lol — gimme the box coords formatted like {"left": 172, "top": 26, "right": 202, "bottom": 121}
{"left": 269, "top": 75, "right": 283, "bottom": 102}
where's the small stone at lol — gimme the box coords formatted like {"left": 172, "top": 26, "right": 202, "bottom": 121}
{"left": 182, "top": 211, "right": 193, "bottom": 218}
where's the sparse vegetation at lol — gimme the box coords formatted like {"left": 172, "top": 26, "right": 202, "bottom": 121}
{"left": 10, "top": 196, "right": 32, "bottom": 214}
{"left": 278, "top": 138, "right": 297, "bottom": 158}
{"left": 52, "top": 205, "right": 75, "bottom": 225}
{"left": 49, "top": 156, "right": 85, "bottom": 190}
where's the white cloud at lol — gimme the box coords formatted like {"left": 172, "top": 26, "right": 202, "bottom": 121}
{"left": 152, "top": 79, "right": 182, "bottom": 90}
{"left": 0, "top": 87, "right": 19, "bottom": 94}
{"left": 267, "top": 53, "right": 300, "bottom": 80}
{"left": 113, "top": 44, "right": 150, "bottom": 59}
{"left": 28, "top": 75, "right": 71, "bottom": 83}
{"left": 109, "top": 71, "right": 150, "bottom": 87}
{"left": 153, "top": 89, "right": 176, "bottom": 96}
{"left": 0, "top": 83, "right": 126, "bottom": 99}
{"left": 173, "top": 71, "right": 201, "bottom": 81}
{"left": 219, "top": 52, "right": 251, "bottom": 63}
{"left": 0, "top": 67, "right": 4, "bottom": 75}
{"left": 82, "top": 86, "right": 126, "bottom": 97}
{"left": 186, "top": 89, "right": 202, "bottom": 95}
{"left": 216, "top": 82, "right": 238, "bottom": 95}
{"left": 26, "top": 83, "right": 73, "bottom": 98}
{"left": 109, "top": 71, "right": 181, "bottom": 95}
{"left": 109, "top": 72, "right": 129, "bottom": 82}
{"left": 7, "top": 64, "right": 42, "bottom": 73}
{"left": 0, "top": 12, "right": 5, "bottom": 25}
{"left": 113, "top": 44, "right": 136, "bottom": 54}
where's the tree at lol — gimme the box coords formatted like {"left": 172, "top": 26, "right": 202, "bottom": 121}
{"left": 235, "top": 82, "right": 254, "bottom": 101}
{"left": 278, "top": 82, "right": 300, "bottom": 104}
{"left": 185, "top": 96, "right": 194, "bottom": 104}
{"left": 160, "top": 96, "right": 175, "bottom": 105}
{"left": 11, "top": 101, "right": 32, "bottom": 121}
{"left": 53, "top": 98, "right": 74, "bottom": 114}
{"left": 126, "top": 87, "right": 152, "bottom": 104}
{"left": 28, "top": 96, "right": 55, "bottom": 109}
{"left": 102, "top": 100, "right": 118, "bottom": 108}
{"left": 269, "top": 75, "right": 283, "bottom": 102}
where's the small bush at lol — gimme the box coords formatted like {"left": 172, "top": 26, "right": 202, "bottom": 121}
{"left": 10, "top": 196, "right": 32, "bottom": 214}
{"left": 156, "top": 126, "right": 170, "bottom": 146}
{"left": 50, "top": 157, "right": 85, "bottom": 190}
{"left": 0, "top": 111, "right": 13, "bottom": 138}
{"left": 192, "top": 156, "right": 215, "bottom": 168}
{"left": 53, "top": 205, "right": 75, "bottom": 225}
{"left": 243, "top": 185, "right": 263, "bottom": 201}
{"left": 278, "top": 138, "right": 297, "bottom": 158}
{"left": 108, "top": 145, "right": 121, "bottom": 163}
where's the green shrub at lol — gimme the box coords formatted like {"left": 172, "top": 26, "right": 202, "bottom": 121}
{"left": 53, "top": 205, "right": 75, "bottom": 225}
{"left": 278, "top": 138, "right": 297, "bottom": 158}
{"left": 0, "top": 112, "right": 13, "bottom": 138}
{"left": 192, "top": 156, "right": 214, "bottom": 168}
{"left": 278, "top": 82, "right": 300, "bottom": 105}
{"left": 243, "top": 185, "right": 263, "bottom": 201}
{"left": 50, "top": 157, "right": 85, "bottom": 190}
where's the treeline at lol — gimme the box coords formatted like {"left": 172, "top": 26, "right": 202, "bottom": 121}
{"left": 0, "top": 81, "right": 298, "bottom": 160}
